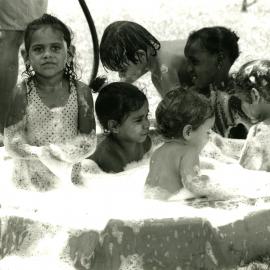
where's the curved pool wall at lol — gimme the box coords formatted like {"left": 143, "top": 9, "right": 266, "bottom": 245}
{"left": 2, "top": 205, "right": 270, "bottom": 269}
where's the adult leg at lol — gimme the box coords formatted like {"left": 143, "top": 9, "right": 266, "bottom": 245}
{"left": 0, "top": 30, "right": 24, "bottom": 135}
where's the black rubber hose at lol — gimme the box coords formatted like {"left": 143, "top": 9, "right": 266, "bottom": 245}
{"left": 77, "top": 0, "right": 99, "bottom": 86}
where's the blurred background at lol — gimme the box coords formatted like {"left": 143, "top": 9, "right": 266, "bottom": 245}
{"left": 18, "top": 0, "right": 270, "bottom": 118}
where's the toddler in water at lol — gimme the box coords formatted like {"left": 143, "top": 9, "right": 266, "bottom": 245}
{"left": 184, "top": 26, "right": 251, "bottom": 139}
{"left": 145, "top": 88, "right": 215, "bottom": 200}
{"left": 72, "top": 81, "right": 152, "bottom": 177}
{"left": 4, "top": 14, "right": 96, "bottom": 190}
{"left": 100, "top": 21, "right": 192, "bottom": 97}
{"left": 234, "top": 60, "right": 270, "bottom": 171}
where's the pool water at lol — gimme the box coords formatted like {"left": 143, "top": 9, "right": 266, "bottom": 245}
{"left": 1, "top": 137, "right": 270, "bottom": 269}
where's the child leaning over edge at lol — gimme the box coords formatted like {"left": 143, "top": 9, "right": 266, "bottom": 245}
{"left": 144, "top": 88, "right": 215, "bottom": 200}
{"left": 100, "top": 21, "right": 192, "bottom": 98}
{"left": 234, "top": 60, "right": 270, "bottom": 171}
{"left": 4, "top": 14, "right": 96, "bottom": 191}
{"left": 72, "top": 81, "right": 152, "bottom": 180}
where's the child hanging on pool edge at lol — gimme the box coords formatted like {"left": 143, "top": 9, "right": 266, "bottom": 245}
{"left": 100, "top": 21, "right": 192, "bottom": 98}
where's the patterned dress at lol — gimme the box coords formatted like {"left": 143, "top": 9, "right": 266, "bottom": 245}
{"left": 11, "top": 79, "right": 78, "bottom": 191}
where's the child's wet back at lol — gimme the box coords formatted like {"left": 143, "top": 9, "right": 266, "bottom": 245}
{"left": 145, "top": 88, "right": 214, "bottom": 200}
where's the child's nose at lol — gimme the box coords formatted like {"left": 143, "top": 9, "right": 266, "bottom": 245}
{"left": 43, "top": 48, "right": 52, "bottom": 58}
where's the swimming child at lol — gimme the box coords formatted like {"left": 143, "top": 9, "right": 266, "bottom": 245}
{"left": 99, "top": 21, "right": 192, "bottom": 98}
{"left": 4, "top": 14, "right": 96, "bottom": 190}
{"left": 144, "top": 88, "right": 215, "bottom": 200}
{"left": 233, "top": 60, "right": 270, "bottom": 171}
{"left": 88, "top": 81, "right": 151, "bottom": 173}
{"left": 184, "top": 26, "right": 251, "bottom": 138}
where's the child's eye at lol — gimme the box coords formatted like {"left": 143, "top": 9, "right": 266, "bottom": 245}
{"left": 51, "top": 45, "right": 61, "bottom": 52}
{"left": 33, "top": 47, "right": 43, "bottom": 53}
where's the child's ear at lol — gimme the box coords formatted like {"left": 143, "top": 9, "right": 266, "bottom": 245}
{"left": 135, "top": 50, "right": 147, "bottom": 63}
{"left": 68, "top": 45, "right": 76, "bottom": 59}
{"left": 107, "top": 120, "right": 119, "bottom": 133}
{"left": 250, "top": 88, "right": 261, "bottom": 104}
{"left": 183, "top": 124, "right": 193, "bottom": 140}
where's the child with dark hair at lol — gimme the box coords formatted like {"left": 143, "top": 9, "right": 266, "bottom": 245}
{"left": 184, "top": 26, "right": 250, "bottom": 139}
{"left": 145, "top": 88, "right": 215, "bottom": 200}
{"left": 88, "top": 82, "right": 151, "bottom": 173}
{"left": 100, "top": 21, "right": 192, "bottom": 97}
{"left": 233, "top": 60, "right": 270, "bottom": 170}
{"left": 4, "top": 14, "right": 96, "bottom": 190}
{"left": 185, "top": 26, "right": 239, "bottom": 95}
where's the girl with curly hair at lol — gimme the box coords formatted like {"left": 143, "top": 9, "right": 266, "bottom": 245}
{"left": 4, "top": 14, "right": 96, "bottom": 191}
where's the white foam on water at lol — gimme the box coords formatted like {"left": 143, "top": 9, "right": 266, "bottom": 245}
{"left": 2, "top": 145, "right": 270, "bottom": 228}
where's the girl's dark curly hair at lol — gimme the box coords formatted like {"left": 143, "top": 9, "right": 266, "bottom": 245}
{"left": 184, "top": 26, "right": 240, "bottom": 64}
{"left": 95, "top": 82, "right": 148, "bottom": 131}
{"left": 156, "top": 88, "right": 214, "bottom": 139}
{"left": 100, "top": 21, "right": 161, "bottom": 72}
{"left": 234, "top": 60, "right": 270, "bottom": 103}
{"left": 23, "top": 13, "right": 77, "bottom": 86}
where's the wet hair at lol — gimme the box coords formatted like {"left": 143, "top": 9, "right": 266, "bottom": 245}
{"left": 156, "top": 88, "right": 214, "bottom": 139}
{"left": 100, "top": 21, "right": 160, "bottom": 72}
{"left": 184, "top": 26, "right": 240, "bottom": 64}
{"left": 234, "top": 60, "right": 270, "bottom": 103}
{"left": 23, "top": 13, "right": 77, "bottom": 83}
{"left": 94, "top": 81, "right": 148, "bottom": 131}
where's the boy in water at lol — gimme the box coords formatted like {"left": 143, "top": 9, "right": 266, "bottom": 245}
{"left": 145, "top": 88, "right": 215, "bottom": 200}
{"left": 100, "top": 21, "right": 192, "bottom": 97}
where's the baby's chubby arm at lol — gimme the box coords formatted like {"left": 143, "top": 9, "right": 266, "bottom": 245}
{"left": 180, "top": 149, "right": 209, "bottom": 197}
{"left": 180, "top": 148, "right": 234, "bottom": 199}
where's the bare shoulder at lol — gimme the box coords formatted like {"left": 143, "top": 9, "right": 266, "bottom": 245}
{"left": 151, "top": 142, "right": 186, "bottom": 162}
{"left": 161, "top": 39, "right": 187, "bottom": 54}
{"left": 89, "top": 137, "right": 124, "bottom": 173}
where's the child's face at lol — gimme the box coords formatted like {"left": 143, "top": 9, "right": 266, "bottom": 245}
{"left": 189, "top": 116, "right": 215, "bottom": 150}
{"left": 116, "top": 101, "right": 150, "bottom": 143}
{"left": 185, "top": 40, "right": 219, "bottom": 89}
{"left": 27, "top": 26, "right": 68, "bottom": 78}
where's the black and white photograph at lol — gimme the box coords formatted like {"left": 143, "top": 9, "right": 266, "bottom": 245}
{"left": 1, "top": 0, "right": 270, "bottom": 269}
